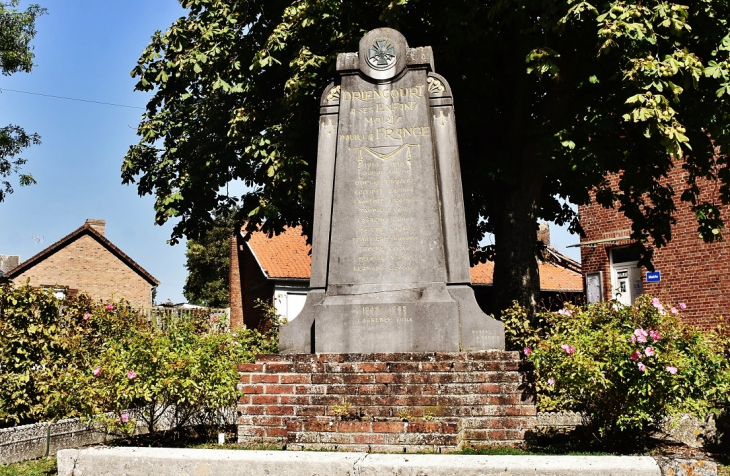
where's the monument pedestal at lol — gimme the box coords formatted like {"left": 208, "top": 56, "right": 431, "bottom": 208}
{"left": 237, "top": 352, "right": 536, "bottom": 452}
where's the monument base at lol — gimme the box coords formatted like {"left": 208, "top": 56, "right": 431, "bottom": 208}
{"left": 279, "top": 285, "right": 505, "bottom": 354}
{"left": 237, "top": 352, "right": 535, "bottom": 452}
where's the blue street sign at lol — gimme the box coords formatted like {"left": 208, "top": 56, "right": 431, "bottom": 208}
{"left": 646, "top": 271, "right": 661, "bottom": 283}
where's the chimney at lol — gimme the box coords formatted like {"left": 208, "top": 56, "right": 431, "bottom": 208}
{"left": 0, "top": 255, "right": 20, "bottom": 276}
{"left": 85, "top": 219, "right": 106, "bottom": 236}
{"left": 537, "top": 222, "right": 550, "bottom": 249}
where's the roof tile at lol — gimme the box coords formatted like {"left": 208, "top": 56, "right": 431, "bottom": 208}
{"left": 247, "top": 226, "right": 311, "bottom": 279}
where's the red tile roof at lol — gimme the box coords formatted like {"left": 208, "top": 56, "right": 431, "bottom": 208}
{"left": 469, "top": 260, "right": 582, "bottom": 291}
{"left": 245, "top": 226, "right": 582, "bottom": 292}
{"left": 247, "top": 226, "right": 312, "bottom": 279}
{"left": 537, "top": 262, "right": 584, "bottom": 292}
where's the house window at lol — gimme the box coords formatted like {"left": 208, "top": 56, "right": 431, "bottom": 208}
{"left": 585, "top": 272, "right": 603, "bottom": 304}
{"left": 609, "top": 247, "right": 643, "bottom": 306}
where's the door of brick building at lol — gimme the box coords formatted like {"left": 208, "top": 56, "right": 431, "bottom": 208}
{"left": 610, "top": 247, "right": 643, "bottom": 306}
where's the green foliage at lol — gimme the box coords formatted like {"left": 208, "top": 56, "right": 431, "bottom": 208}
{"left": 0, "top": 282, "right": 277, "bottom": 431}
{"left": 124, "top": 0, "right": 730, "bottom": 312}
{"left": 183, "top": 207, "right": 238, "bottom": 307}
{"left": 0, "top": 282, "right": 69, "bottom": 425}
{"left": 0, "top": 0, "right": 46, "bottom": 75}
{"left": 502, "top": 297, "right": 730, "bottom": 446}
{"left": 0, "top": 0, "right": 45, "bottom": 203}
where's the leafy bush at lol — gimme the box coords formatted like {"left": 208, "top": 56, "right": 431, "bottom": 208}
{"left": 0, "top": 282, "right": 277, "bottom": 430}
{"left": 501, "top": 296, "right": 730, "bottom": 446}
{"left": 0, "top": 283, "right": 76, "bottom": 426}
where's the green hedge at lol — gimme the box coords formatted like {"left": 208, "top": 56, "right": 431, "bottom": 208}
{"left": 0, "top": 282, "right": 277, "bottom": 431}
{"left": 501, "top": 296, "right": 730, "bottom": 445}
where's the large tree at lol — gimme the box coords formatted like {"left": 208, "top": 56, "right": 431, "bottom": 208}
{"left": 0, "top": 0, "right": 45, "bottom": 203}
{"left": 123, "top": 0, "right": 730, "bottom": 316}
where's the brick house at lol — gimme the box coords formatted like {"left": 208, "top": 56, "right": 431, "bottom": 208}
{"left": 578, "top": 163, "right": 730, "bottom": 329}
{"left": 230, "top": 226, "right": 582, "bottom": 330}
{"left": 1, "top": 219, "right": 159, "bottom": 309}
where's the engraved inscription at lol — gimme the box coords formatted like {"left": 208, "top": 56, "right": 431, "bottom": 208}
{"left": 329, "top": 72, "right": 442, "bottom": 285}
{"left": 358, "top": 305, "right": 413, "bottom": 324}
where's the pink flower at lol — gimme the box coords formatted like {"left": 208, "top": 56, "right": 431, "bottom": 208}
{"left": 121, "top": 413, "right": 129, "bottom": 423}
{"left": 630, "top": 350, "right": 641, "bottom": 361}
{"left": 561, "top": 344, "right": 575, "bottom": 355}
{"left": 649, "top": 330, "right": 661, "bottom": 341}
{"left": 548, "top": 378, "right": 556, "bottom": 386}
{"left": 670, "top": 307, "right": 679, "bottom": 315}
{"left": 637, "top": 362, "right": 646, "bottom": 372}
{"left": 523, "top": 347, "right": 532, "bottom": 357}
{"left": 557, "top": 308, "right": 573, "bottom": 316}
{"left": 666, "top": 366, "right": 678, "bottom": 375}
{"left": 644, "top": 347, "right": 655, "bottom": 357}
{"left": 92, "top": 367, "right": 101, "bottom": 376}
{"left": 634, "top": 328, "right": 648, "bottom": 343}
{"left": 106, "top": 304, "right": 113, "bottom": 311}
{"left": 126, "top": 371, "right": 136, "bottom": 380}
{"left": 84, "top": 312, "right": 91, "bottom": 321}
{"left": 651, "top": 298, "right": 664, "bottom": 311}
{"left": 679, "top": 302, "right": 686, "bottom": 310}
{"left": 629, "top": 335, "right": 637, "bottom": 344}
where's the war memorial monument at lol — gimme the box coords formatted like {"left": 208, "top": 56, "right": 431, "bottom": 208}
{"left": 237, "top": 28, "right": 536, "bottom": 452}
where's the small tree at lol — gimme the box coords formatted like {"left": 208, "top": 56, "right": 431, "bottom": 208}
{"left": 183, "top": 207, "right": 239, "bottom": 307}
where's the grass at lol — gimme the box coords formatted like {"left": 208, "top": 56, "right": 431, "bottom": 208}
{"left": 0, "top": 458, "right": 56, "bottom": 476}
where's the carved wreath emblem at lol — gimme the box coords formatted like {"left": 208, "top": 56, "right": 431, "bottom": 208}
{"left": 367, "top": 39, "right": 396, "bottom": 70}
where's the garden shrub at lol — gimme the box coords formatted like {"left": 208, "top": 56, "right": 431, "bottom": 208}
{"left": 501, "top": 297, "right": 730, "bottom": 446}
{"left": 0, "top": 283, "right": 66, "bottom": 426}
{"left": 0, "top": 282, "right": 278, "bottom": 431}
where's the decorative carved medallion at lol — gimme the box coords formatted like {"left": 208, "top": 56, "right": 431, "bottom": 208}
{"left": 427, "top": 77, "right": 445, "bottom": 94}
{"left": 366, "top": 39, "right": 397, "bottom": 71}
{"left": 326, "top": 85, "right": 341, "bottom": 102}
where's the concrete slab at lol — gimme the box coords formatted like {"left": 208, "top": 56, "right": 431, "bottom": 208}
{"left": 57, "top": 448, "right": 667, "bottom": 476}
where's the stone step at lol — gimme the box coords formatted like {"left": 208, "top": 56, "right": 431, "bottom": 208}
{"left": 57, "top": 447, "right": 707, "bottom": 476}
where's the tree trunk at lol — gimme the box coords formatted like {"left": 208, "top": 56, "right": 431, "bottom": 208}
{"left": 492, "top": 170, "right": 544, "bottom": 321}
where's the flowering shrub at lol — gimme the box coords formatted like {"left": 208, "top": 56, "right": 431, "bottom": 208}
{"left": 501, "top": 296, "right": 730, "bottom": 444}
{"left": 0, "top": 282, "right": 277, "bottom": 431}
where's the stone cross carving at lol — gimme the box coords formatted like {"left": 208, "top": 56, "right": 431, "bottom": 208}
{"left": 280, "top": 28, "right": 505, "bottom": 353}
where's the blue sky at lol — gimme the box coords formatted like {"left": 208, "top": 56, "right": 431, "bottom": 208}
{"left": 0, "top": 1, "right": 581, "bottom": 305}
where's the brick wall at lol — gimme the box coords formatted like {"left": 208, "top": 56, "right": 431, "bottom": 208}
{"left": 11, "top": 234, "right": 152, "bottom": 309}
{"left": 580, "top": 163, "right": 730, "bottom": 329}
{"left": 234, "top": 237, "right": 275, "bottom": 331}
{"left": 237, "top": 352, "right": 536, "bottom": 452}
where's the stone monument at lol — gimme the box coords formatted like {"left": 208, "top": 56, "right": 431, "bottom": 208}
{"left": 238, "top": 29, "right": 534, "bottom": 452}
{"left": 280, "top": 28, "right": 504, "bottom": 354}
